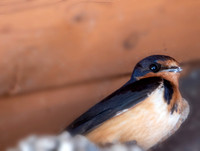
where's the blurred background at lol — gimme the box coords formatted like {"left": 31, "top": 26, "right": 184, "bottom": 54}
{"left": 0, "top": 0, "right": 200, "bottom": 150}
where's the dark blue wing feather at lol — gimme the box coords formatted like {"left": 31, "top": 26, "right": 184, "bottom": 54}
{"left": 66, "top": 77, "right": 162, "bottom": 135}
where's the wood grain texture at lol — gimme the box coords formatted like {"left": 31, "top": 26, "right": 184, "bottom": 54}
{"left": 0, "top": 0, "right": 199, "bottom": 150}
{"left": 0, "top": 0, "right": 200, "bottom": 95}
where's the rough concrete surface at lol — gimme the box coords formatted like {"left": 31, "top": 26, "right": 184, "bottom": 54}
{"left": 7, "top": 132, "right": 144, "bottom": 151}
{"left": 0, "top": 0, "right": 200, "bottom": 150}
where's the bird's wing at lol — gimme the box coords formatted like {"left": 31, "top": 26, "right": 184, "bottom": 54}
{"left": 66, "top": 77, "right": 163, "bottom": 135}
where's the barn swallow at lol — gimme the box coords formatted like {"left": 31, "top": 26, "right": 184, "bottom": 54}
{"left": 66, "top": 55, "right": 189, "bottom": 150}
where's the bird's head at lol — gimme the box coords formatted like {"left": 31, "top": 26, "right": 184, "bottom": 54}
{"left": 131, "top": 55, "right": 182, "bottom": 85}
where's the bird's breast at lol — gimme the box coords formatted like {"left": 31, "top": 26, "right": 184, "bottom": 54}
{"left": 86, "top": 85, "right": 181, "bottom": 149}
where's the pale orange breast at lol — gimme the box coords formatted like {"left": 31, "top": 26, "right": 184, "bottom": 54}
{"left": 86, "top": 86, "right": 181, "bottom": 150}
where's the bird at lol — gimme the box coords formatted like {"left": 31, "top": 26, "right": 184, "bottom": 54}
{"left": 66, "top": 55, "right": 190, "bottom": 150}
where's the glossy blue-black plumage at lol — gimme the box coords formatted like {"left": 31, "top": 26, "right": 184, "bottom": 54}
{"left": 163, "top": 79, "right": 174, "bottom": 104}
{"left": 131, "top": 55, "right": 176, "bottom": 81}
{"left": 66, "top": 55, "right": 177, "bottom": 136}
{"left": 67, "top": 77, "right": 163, "bottom": 135}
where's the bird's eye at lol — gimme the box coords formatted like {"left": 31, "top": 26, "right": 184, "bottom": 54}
{"left": 149, "top": 63, "right": 161, "bottom": 73}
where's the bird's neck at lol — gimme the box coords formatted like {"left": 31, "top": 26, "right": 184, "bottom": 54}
{"left": 162, "top": 77, "right": 182, "bottom": 113}
{"left": 130, "top": 75, "right": 182, "bottom": 113}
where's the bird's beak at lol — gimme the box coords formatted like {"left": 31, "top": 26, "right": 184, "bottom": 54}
{"left": 163, "top": 66, "right": 182, "bottom": 73}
